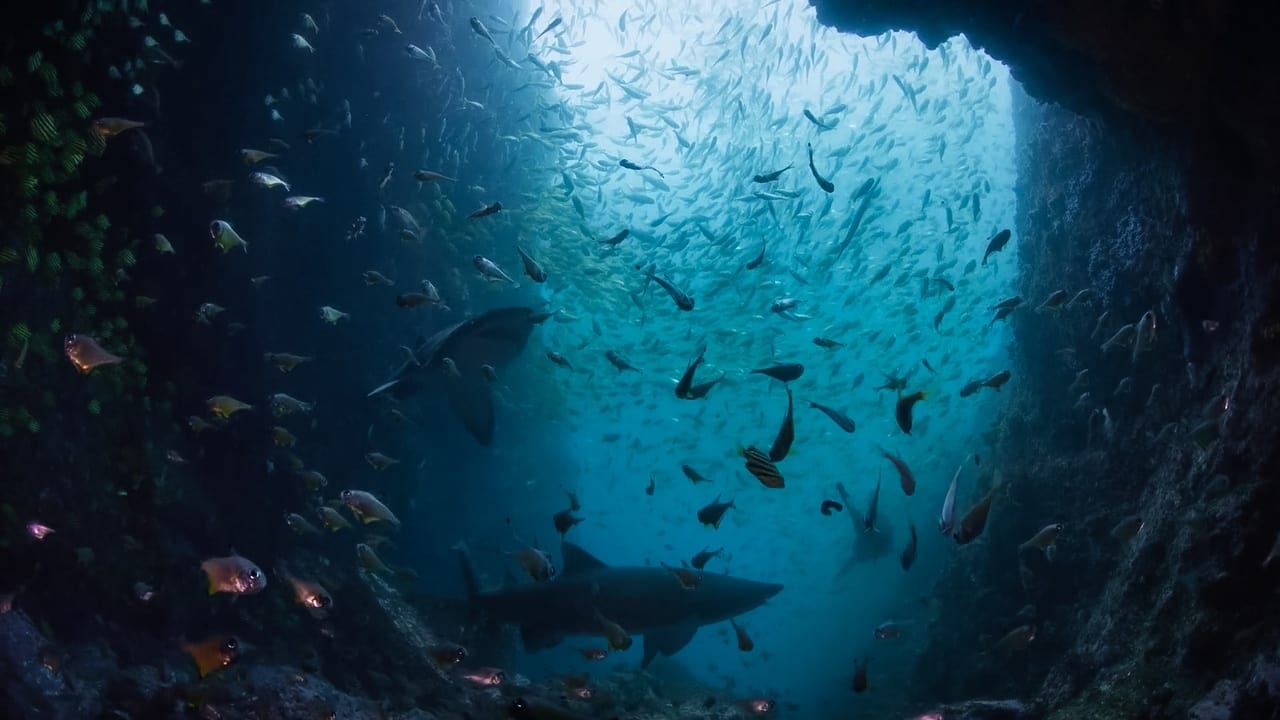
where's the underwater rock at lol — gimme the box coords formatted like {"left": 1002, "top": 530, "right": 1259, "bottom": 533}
{"left": 811, "top": 0, "right": 1280, "bottom": 173}
{"left": 0, "top": 609, "right": 105, "bottom": 719}
{"left": 1189, "top": 657, "right": 1280, "bottom": 720}
{"left": 935, "top": 698, "right": 1038, "bottom": 720}
{"left": 906, "top": 47, "right": 1280, "bottom": 717}
{"left": 242, "top": 664, "right": 419, "bottom": 719}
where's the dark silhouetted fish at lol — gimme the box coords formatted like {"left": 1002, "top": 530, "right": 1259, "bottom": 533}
{"left": 687, "top": 372, "right": 726, "bottom": 399}
{"left": 982, "top": 229, "right": 1011, "bottom": 265}
{"left": 834, "top": 481, "right": 895, "bottom": 577}
{"left": 460, "top": 543, "right": 780, "bottom": 669}
{"left": 768, "top": 388, "right": 794, "bottom": 462}
{"left": 367, "top": 307, "right": 537, "bottom": 445}
{"left": 895, "top": 390, "right": 926, "bottom": 434}
{"left": 808, "top": 401, "right": 855, "bottom": 432}
{"left": 751, "top": 363, "right": 804, "bottom": 383}
{"left": 900, "top": 523, "right": 917, "bottom": 571}
{"left": 805, "top": 142, "right": 834, "bottom": 193}
{"left": 751, "top": 165, "right": 792, "bottom": 183}
{"left": 674, "top": 342, "right": 707, "bottom": 399}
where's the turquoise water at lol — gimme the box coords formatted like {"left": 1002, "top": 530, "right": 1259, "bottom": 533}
{"left": 486, "top": 0, "right": 1019, "bottom": 712}
{"left": 0, "top": 0, "right": 1021, "bottom": 715}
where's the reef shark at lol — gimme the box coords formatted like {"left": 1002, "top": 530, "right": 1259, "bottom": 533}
{"left": 367, "top": 306, "right": 538, "bottom": 445}
{"left": 834, "top": 481, "right": 895, "bottom": 578}
{"left": 460, "top": 542, "right": 783, "bottom": 668}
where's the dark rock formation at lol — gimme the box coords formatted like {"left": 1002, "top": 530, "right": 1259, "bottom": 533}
{"left": 810, "top": 0, "right": 1280, "bottom": 173}
{"left": 936, "top": 698, "right": 1040, "bottom": 720}
{"left": 0, "top": 610, "right": 105, "bottom": 719}
{"left": 1189, "top": 657, "right": 1280, "bottom": 720}
{"left": 807, "top": 2, "right": 1280, "bottom": 718}
{"left": 896, "top": 57, "right": 1280, "bottom": 720}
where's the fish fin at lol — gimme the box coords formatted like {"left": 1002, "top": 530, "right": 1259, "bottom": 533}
{"left": 454, "top": 542, "right": 481, "bottom": 601}
{"left": 561, "top": 543, "right": 609, "bottom": 575}
{"left": 446, "top": 375, "right": 495, "bottom": 445}
{"left": 834, "top": 481, "right": 852, "bottom": 505}
{"left": 366, "top": 379, "right": 401, "bottom": 398}
{"left": 833, "top": 557, "right": 855, "bottom": 580}
{"left": 641, "top": 624, "right": 698, "bottom": 669}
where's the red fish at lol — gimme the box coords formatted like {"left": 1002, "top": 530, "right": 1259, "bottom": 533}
{"left": 200, "top": 554, "right": 267, "bottom": 595}
{"left": 64, "top": 334, "right": 123, "bottom": 373}
{"left": 461, "top": 668, "right": 505, "bottom": 686}
{"left": 182, "top": 635, "right": 238, "bottom": 678}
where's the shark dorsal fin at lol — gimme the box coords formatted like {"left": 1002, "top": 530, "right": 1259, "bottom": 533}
{"left": 561, "top": 543, "right": 609, "bottom": 575}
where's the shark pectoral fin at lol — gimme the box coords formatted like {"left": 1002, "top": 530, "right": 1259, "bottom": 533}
{"left": 834, "top": 553, "right": 856, "bottom": 580}
{"left": 641, "top": 624, "right": 698, "bottom": 669}
{"left": 560, "top": 543, "right": 609, "bottom": 575}
{"left": 446, "top": 375, "right": 495, "bottom": 445}
{"left": 519, "top": 624, "right": 563, "bottom": 652}
{"left": 366, "top": 379, "right": 401, "bottom": 398}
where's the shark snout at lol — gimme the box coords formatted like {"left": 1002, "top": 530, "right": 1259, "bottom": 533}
{"left": 720, "top": 577, "right": 784, "bottom": 617}
{"left": 755, "top": 581, "right": 784, "bottom": 602}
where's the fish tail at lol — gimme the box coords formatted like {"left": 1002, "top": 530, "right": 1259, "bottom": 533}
{"left": 456, "top": 542, "right": 479, "bottom": 602}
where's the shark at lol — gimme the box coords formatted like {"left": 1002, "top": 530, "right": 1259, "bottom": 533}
{"left": 460, "top": 542, "right": 783, "bottom": 668}
{"left": 834, "top": 480, "right": 896, "bottom": 578}
{"left": 367, "top": 306, "right": 538, "bottom": 445}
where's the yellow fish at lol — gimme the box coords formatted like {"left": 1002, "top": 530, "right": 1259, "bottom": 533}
{"left": 209, "top": 220, "right": 247, "bottom": 253}
{"left": 200, "top": 554, "right": 266, "bottom": 595}
{"left": 364, "top": 452, "right": 399, "bottom": 471}
{"left": 295, "top": 469, "right": 327, "bottom": 492}
{"left": 206, "top": 395, "right": 252, "bottom": 419}
{"left": 92, "top": 117, "right": 145, "bottom": 138}
{"left": 183, "top": 635, "right": 238, "bottom": 678}
{"left": 317, "top": 506, "right": 351, "bottom": 531}
{"left": 239, "top": 148, "right": 278, "bottom": 165}
{"left": 270, "top": 426, "right": 297, "bottom": 448}
{"left": 264, "top": 352, "right": 313, "bottom": 373}
{"left": 340, "top": 489, "right": 400, "bottom": 526}
{"left": 279, "top": 564, "right": 333, "bottom": 618}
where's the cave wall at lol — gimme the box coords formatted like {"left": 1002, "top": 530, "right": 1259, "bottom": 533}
{"left": 806, "top": 1, "right": 1280, "bottom": 716}
{"left": 810, "top": 0, "right": 1280, "bottom": 176}
{"left": 960, "top": 84, "right": 1280, "bottom": 720}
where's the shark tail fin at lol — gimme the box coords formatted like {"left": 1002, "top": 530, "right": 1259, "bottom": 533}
{"left": 455, "top": 542, "right": 479, "bottom": 604}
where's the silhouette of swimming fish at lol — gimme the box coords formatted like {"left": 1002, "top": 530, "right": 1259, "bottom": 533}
{"left": 368, "top": 307, "right": 537, "bottom": 445}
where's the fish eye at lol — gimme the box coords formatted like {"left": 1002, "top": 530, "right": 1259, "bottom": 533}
{"left": 453, "top": 647, "right": 467, "bottom": 661}
{"left": 222, "top": 637, "right": 238, "bottom": 651}
{"left": 248, "top": 569, "right": 261, "bottom": 581}
{"left": 340, "top": 490, "right": 352, "bottom": 499}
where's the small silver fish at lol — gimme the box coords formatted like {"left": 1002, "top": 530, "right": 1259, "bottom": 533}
{"left": 472, "top": 255, "right": 519, "bottom": 287}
